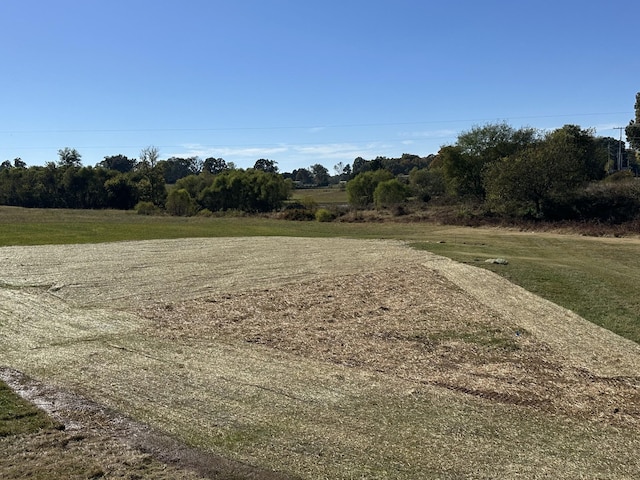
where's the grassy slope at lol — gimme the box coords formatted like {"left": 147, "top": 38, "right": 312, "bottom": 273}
{"left": 411, "top": 229, "right": 640, "bottom": 344}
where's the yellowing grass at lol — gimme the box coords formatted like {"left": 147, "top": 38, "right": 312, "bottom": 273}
{"left": 2, "top": 237, "right": 640, "bottom": 478}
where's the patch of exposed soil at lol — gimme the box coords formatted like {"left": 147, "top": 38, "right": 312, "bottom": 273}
{"left": 0, "top": 367, "right": 297, "bottom": 480}
{"left": 141, "top": 264, "right": 640, "bottom": 428}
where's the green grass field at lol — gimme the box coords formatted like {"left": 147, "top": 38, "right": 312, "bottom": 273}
{"left": 290, "top": 186, "right": 348, "bottom": 205}
{"left": 0, "top": 382, "right": 59, "bottom": 437}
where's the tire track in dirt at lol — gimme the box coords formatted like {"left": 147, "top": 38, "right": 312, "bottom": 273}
{"left": 0, "top": 367, "right": 298, "bottom": 480}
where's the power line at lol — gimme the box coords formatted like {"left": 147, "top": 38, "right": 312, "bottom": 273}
{"left": 0, "top": 111, "right": 633, "bottom": 135}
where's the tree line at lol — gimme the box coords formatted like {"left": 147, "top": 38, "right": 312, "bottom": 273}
{"left": 346, "top": 122, "right": 640, "bottom": 223}
{"left": 0, "top": 147, "right": 292, "bottom": 213}
{"left": 2, "top": 93, "right": 639, "bottom": 222}
{"left": 1, "top": 128, "right": 637, "bottom": 222}
{"left": 0, "top": 144, "right": 432, "bottom": 215}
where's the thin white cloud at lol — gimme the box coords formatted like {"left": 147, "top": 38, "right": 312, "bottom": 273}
{"left": 399, "top": 128, "right": 459, "bottom": 140}
{"left": 594, "top": 124, "right": 627, "bottom": 137}
{"left": 291, "top": 142, "right": 395, "bottom": 161}
{"left": 171, "top": 144, "right": 289, "bottom": 161}
{"left": 169, "top": 139, "right": 439, "bottom": 171}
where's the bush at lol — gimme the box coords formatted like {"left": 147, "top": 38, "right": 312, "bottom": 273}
{"left": 280, "top": 201, "right": 315, "bottom": 220}
{"left": 543, "top": 181, "right": 640, "bottom": 223}
{"left": 315, "top": 208, "right": 335, "bottom": 222}
{"left": 575, "top": 182, "right": 640, "bottom": 223}
{"left": 346, "top": 170, "right": 394, "bottom": 207}
{"left": 281, "top": 208, "right": 315, "bottom": 221}
{"left": 135, "top": 201, "right": 160, "bottom": 215}
{"left": 199, "top": 169, "right": 291, "bottom": 213}
{"left": 196, "top": 208, "right": 214, "bottom": 217}
{"left": 373, "top": 179, "right": 410, "bottom": 209}
{"left": 409, "top": 167, "right": 445, "bottom": 202}
{"left": 166, "top": 188, "right": 196, "bottom": 216}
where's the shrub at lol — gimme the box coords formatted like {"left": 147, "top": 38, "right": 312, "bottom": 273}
{"left": 135, "top": 201, "right": 160, "bottom": 215}
{"left": 281, "top": 208, "right": 315, "bottom": 221}
{"left": 280, "top": 201, "right": 315, "bottom": 220}
{"left": 199, "top": 169, "right": 291, "bottom": 212}
{"left": 346, "top": 170, "right": 394, "bottom": 207}
{"left": 166, "top": 188, "right": 196, "bottom": 216}
{"left": 574, "top": 182, "right": 640, "bottom": 223}
{"left": 542, "top": 181, "right": 640, "bottom": 223}
{"left": 196, "top": 208, "right": 214, "bottom": 217}
{"left": 315, "top": 208, "right": 335, "bottom": 222}
{"left": 373, "top": 179, "right": 410, "bottom": 209}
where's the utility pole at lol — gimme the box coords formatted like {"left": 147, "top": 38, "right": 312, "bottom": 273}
{"left": 614, "top": 127, "right": 624, "bottom": 170}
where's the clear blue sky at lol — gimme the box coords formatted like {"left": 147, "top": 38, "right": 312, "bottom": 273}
{"left": 1, "top": 0, "right": 638, "bottom": 173}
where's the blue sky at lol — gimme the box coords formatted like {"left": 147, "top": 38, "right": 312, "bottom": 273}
{"left": 1, "top": 0, "right": 638, "bottom": 173}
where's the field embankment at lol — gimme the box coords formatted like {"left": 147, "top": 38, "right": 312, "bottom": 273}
{"left": 1, "top": 237, "right": 640, "bottom": 478}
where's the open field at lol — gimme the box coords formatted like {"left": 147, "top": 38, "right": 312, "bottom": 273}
{"left": 2, "top": 205, "right": 640, "bottom": 344}
{"left": 290, "top": 186, "right": 348, "bottom": 206}
{"left": 2, "top": 236, "right": 640, "bottom": 478}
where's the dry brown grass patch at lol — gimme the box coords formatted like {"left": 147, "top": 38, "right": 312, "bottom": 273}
{"left": 3, "top": 237, "right": 640, "bottom": 478}
{"left": 141, "top": 263, "right": 640, "bottom": 427}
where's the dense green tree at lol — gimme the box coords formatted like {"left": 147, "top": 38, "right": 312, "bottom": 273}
{"left": 198, "top": 169, "right": 290, "bottom": 212}
{"left": 160, "top": 157, "right": 201, "bottom": 183}
{"left": 310, "top": 163, "right": 330, "bottom": 186}
{"left": 55, "top": 166, "right": 110, "bottom": 208}
{"left": 137, "top": 146, "right": 167, "bottom": 206}
{"left": 253, "top": 158, "right": 279, "bottom": 173}
{"left": 166, "top": 188, "right": 196, "bottom": 216}
{"left": 438, "top": 145, "right": 481, "bottom": 197}
{"left": 202, "top": 157, "right": 228, "bottom": 175}
{"left": 104, "top": 173, "right": 139, "bottom": 209}
{"left": 98, "top": 154, "right": 137, "bottom": 173}
{"left": 373, "top": 179, "right": 410, "bottom": 209}
{"left": 174, "top": 173, "right": 215, "bottom": 199}
{"left": 351, "top": 157, "right": 368, "bottom": 176}
{"left": 457, "top": 123, "right": 538, "bottom": 159}
{"left": 351, "top": 154, "right": 432, "bottom": 178}
{"left": 546, "top": 125, "right": 607, "bottom": 182}
{"left": 409, "top": 167, "right": 446, "bottom": 202}
{"left": 625, "top": 92, "right": 640, "bottom": 151}
{"left": 346, "top": 169, "right": 394, "bottom": 207}
{"left": 485, "top": 125, "right": 607, "bottom": 217}
{"left": 292, "top": 168, "right": 313, "bottom": 185}
{"left": 381, "top": 153, "right": 432, "bottom": 175}
{"left": 57, "top": 147, "right": 82, "bottom": 167}
{"left": 440, "top": 123, "right": 540, "bottom": 199}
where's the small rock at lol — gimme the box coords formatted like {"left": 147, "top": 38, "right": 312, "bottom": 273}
{"left": 485, "top": 258, "right": 509, "bottom": 265}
